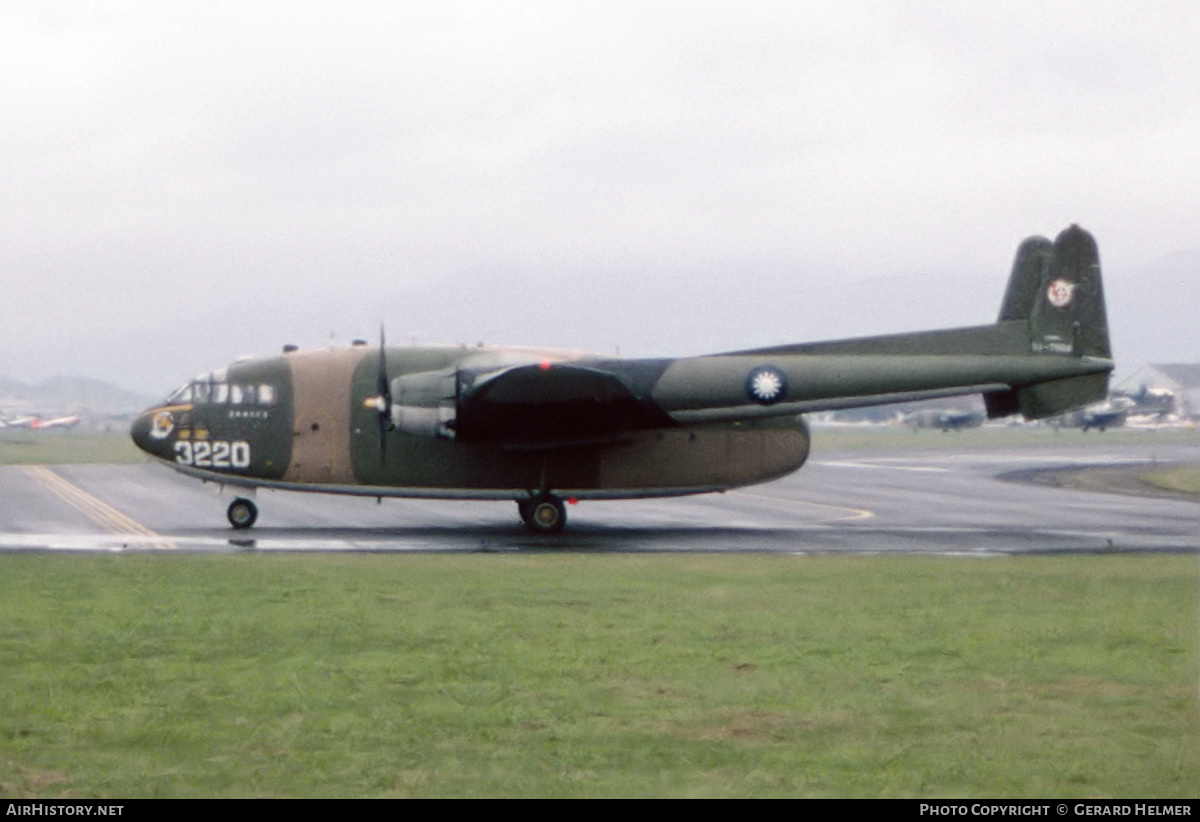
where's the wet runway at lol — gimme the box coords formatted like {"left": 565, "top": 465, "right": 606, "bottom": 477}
{"left": 1, "top": 436, "right": 1196, "bottom": 554}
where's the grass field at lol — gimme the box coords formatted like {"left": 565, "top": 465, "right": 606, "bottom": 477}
{"left": 1144, "top": 465, "right": 1200, "bottom": 495}
{"left": 0, "top": 430, "right": 144, "bottom": 466}
{"left": 0, "top": 553, "right": 1196, "bottom": 798}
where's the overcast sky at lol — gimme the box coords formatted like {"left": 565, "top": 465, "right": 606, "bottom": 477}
{"left": 3, "top": 1, "right": 1198, "bottom": 395}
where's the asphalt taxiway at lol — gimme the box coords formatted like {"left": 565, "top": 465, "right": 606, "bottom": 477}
{"left": 0, "top": 436, "right": 1196, "bottom": 554}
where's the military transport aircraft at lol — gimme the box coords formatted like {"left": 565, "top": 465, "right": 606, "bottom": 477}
{"left": 1051, "top": 399, "right": 1130, "bottom": 432}
{"left": 131, "top": 225, "right": 1113, "bottom": 533}
{"left": 902, "top": 407, "right": 987, "bottom": 432}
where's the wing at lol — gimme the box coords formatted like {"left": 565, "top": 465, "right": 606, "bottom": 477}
{"left": 453, "top": 362, "right": 675, "bottom": 448}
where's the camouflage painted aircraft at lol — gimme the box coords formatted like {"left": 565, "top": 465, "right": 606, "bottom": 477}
{"left": 902, "top": 407, "right": 987, "bottom": 432}
{"left": 131, "top": 224, "right": 1113, "bottom": 533}
{"left": 1052, "top": 400, "right": 1129, "bottom": 432}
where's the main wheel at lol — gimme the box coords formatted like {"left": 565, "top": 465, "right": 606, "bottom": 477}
{"left": 227, "top": 498, "right": 258, "bottom": 529}
{"left": 519, "top": 495, "right": 566, "bottom": 533}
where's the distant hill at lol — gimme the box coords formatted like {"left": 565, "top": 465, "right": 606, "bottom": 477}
{"left": 0, "top": 375, "right": 152, "bottom": 420}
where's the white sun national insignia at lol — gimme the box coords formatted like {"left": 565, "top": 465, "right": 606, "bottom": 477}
{"left": 1046, "top": 278, "right": 1075, "bottom": 308}
{"left": 746, "top": 366, "right": 787, "bottom": 405}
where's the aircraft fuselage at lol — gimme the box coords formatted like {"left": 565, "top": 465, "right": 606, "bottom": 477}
{"left": 130, "top": 344, "right": 813, "bottom": 501}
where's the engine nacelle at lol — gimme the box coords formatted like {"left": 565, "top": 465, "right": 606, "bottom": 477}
{"left": 390, "top": 370, "right": 457, "bottom": 439}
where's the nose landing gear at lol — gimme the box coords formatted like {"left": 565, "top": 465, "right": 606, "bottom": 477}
{"left": 517, "top": 494, "right": 566, "bottom": 533}
{"left": 227, "top": 497, "right": 258, "bottom": 529}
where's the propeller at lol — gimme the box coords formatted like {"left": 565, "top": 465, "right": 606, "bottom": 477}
{"left": 363, "top": 326, "right": 393, "bottom": 466}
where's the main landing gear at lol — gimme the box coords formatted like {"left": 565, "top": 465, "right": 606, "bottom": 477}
{"left": 517, "top": 494, "right": 566, "bottom": 534}
{"left": 225, "top": 494, "right": 568, "bottom": 533}
{"left": 227, "top": 497, "right": 258, "bottom": 529}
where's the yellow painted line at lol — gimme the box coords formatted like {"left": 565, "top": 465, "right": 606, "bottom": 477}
{"left": 23, "top": 466, "right": 177, "bottom": 550}
{"left": 731, "top": 489, "right": 875, "bottom": 522}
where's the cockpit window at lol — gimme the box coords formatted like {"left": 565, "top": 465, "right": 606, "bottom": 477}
{"left": 229, "top": 384, "right": 275, "bottom": 406}
{"left": 168, "top": 379, "right": 277, "bottom": 407}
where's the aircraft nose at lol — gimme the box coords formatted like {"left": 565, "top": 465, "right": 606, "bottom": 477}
{"left": 130, "top": 407, "right": 172, "bottom": 459}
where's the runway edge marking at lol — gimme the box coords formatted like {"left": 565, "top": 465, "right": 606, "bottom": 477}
{"left": 23, "top": 465, "right": 178, "bottom": 550}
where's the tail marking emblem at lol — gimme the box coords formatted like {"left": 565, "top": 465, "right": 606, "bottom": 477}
{"left": 1046, "top": 278, "right": 1075, "bottom": 308}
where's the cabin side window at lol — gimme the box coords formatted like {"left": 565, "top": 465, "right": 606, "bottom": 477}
{"left": 220, "top": 379, "right": 278, "bottom": 405}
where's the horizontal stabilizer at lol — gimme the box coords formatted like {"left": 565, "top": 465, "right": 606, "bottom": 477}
{"left": 985, "top": 372, "right": 1109, "bottom": 420}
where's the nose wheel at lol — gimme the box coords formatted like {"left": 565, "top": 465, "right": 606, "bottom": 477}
{"left": 227, "top": 497, "right": 258, "bottom": 529}
{"left": 518, "top": 494, "right": 566, "bottom": 533}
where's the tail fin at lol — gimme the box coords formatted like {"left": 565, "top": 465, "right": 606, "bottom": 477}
{"left": 985, "top": 224, "right": 1113, "bottom": 420}
{"left": 998, "top": 235, "right": 1053, "bottom": 323}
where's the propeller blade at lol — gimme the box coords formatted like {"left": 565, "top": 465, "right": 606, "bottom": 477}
{"left": 377, "top": 326, "right": 390, "bottom": 400}
{"left": 377, "top": 326, "right": 392, "bottom": 466}
{"left": 378, "top": 413, "right": 388, "bottom": 466}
